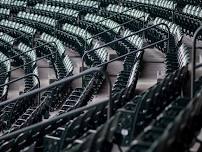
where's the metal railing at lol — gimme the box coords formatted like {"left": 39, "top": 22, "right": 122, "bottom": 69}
{"left": 0, "top": 24, "right": 170, "bottom": 143}
{"left": 0, "top": 41, "right": 58, "bottom": 77}
{"left": 80, "top": 23, "right": 169, "bottom": 114}
{"left": 0, "top": 73, "right": 40, "bottom": 104}
{"left": 0, "top": 41, "right": 56, "bottom": 64}
{"left": 0, "top": 67, "right": 112, "bottom": 113}
{"left": 81, "top": 15, "right": 147, "bottom": 72}
{"left": 0, "top": 67, "right": 112, "bottom": 141}
{"left": 0, "top": 3, "right": 171, "bottom": 142}
{"left": 0, "top": 24, "right": 35, "bottom": 47}
{"left": 0, "top": 97, "right": 108, "bottom": 141}
{"left": 82, "top": 23, "right": 170, "bottom": 71}
{"left": 0, "top": 42, "right": 58, "bottom": 105}
{"left": 84, "top": 4, "right": 145, "bottom": 51}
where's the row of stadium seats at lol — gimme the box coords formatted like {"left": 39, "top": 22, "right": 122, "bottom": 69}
{"left": 31, "top": 3, "right": 79, "bottom": 19}
{"left": 0, "top": 19, "right": 36, "bottom": 45}
{"left": 17, "top": 12, "right": 57, "bottom": 33}
{"left": 0, "top": 0, "right": 27, "bottom": 12}
{"left": 0, "top": 8, "right": 10, "bottom": 19}
{"left": 47, "top": 0, "right": 100, "bottom": 13}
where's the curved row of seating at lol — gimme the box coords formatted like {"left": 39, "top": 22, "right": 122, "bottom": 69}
{"left": 62, "top": 23, "right": 93, "bottom": 47}
{"left": 32, "top": 3, "right": 79, "bottom": 19}
{"left": 125, "top": 0, "right": 177, "bottom": 21}
{"left": 123, "top": 0, "right": 202, "bottom": 36}
{"left": 0, "top": 31, "right": 44, "bottom": 131}
{"left": 0, "top": 8, "right": 10, "bottom": 19}
{"left": 173, "top": 0, "right": 202, "bottom": 7}
{"left": 0, "top": 0, "right": 27, "bottom": 12}
{"left": 0, "top": 19, "right": 36, "bottom": 45}
{"left": 111, "top": 30, "right": 144, "bottom": 95}
{"left": 17, "top": 11, "right": 57, "bottom": 28}
{"left": 47, "top": 0, "right": 100, "bottom": 12}
{"left": 0, "top": 32, "right": 15, "bottom": 45}
{"left": 84, "top": 14, "right": 121, "bottom": 34}
{"left": 0, "top": 19, "right": 36, "bottom": 36}
{"left": 16, "top": 42, "right": 39, "bottom": 91}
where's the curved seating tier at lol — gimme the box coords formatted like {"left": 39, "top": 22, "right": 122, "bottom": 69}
{"left": 175, "top": 4, "right": 202, "bottom": 35}
{"left": 84, "top": 14, "right": 121, "bottom": 34}
{"left": 0, "top": 19, "right": 36, "bottom": 36}
{"left": 0, "top": 19, "right": 36, "bottom": 45}
{"left": 0, "top": 8, "right": 10, "bottom": 19}
{"left": 31, "top": 3, "right": 79, "bottom": 21}
{"left": 0, "top": 32, "right": 15, "bottom": 46}
{"left": 39, "top": 33, "right": 74, "bottom": 79}
{"left": 111, "top": 31, "right": 143, "bottom": 96}
{"left": 0, "top": 0, "right": 27, "bottom": 12}
{"left": 62, "top": 23, "right": 93, "bottom": 47}
{"left": 172, "top": 0, "right": 202, "bottom": 7}
{"left": 99, "top": 4, "right": 150, "bottom": 31}
{"left": 17, "top": 12, "right": 57, "bottom": 34}
{"left": 16, "top": 42, "right": 38, "bottom": 91}
{"left": 47, "top": 0, "right": 100, "bottom": 13}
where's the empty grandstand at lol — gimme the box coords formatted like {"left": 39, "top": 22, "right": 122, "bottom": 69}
{"left": 0, "top": 0, "right": 201, "bottom": 152}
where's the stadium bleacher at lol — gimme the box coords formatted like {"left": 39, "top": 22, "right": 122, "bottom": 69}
{"left": 0, "top": 0, "right": 201, "bottom": 152}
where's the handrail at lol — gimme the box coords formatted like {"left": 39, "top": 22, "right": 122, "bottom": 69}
{"left": 53, "top": 2, "right": 99, "bottom": 38}
{"left": 0, "top": 24, "right": 35, "bottom": 47}
{"left": 21, "top": 1, "right": 98, "bottom": 45}
{"left": 0, "top": 67, "right": 112, "bottom": 119}
{"left": 0, "top": 41, "right": 57, "bottom": 69}
{"left": 85, "top": 15, "right": 146, "bottom": 40}
{"left": 191, "top": 26, "right": 202, "bottom": 98}
{"left": 0, "top": 67, "right": 113, "bottom": 141}
{"left": 0, "top": 73, "right": 40, "bottom": 104}
{"left": 0, "top": 48, "right": 58, "bottom": 77}
{"left": 81, "top": 15, "right": 146, "bottom": 71}
{"left": 84, "top": 4, "right": 145, "bottom": 50}
{"left": 0, "top": 24, "right": 170, "bottom": 142}
{"left": 95, "top": 39, "right": 166, "bottom": 68}
{"left": 0, "top": 98, "right": 108, "bottom": 141}
{"left": 0, "top": 73, "right": 40, "bottom": 89}
{"left": 82, "top": 23, "right": 170, "bottom": 71}
{"left": 0, "top": 68, "right": 99, "bottom": 107}
{"left": 52, "top": 2, "right": 98, "bottom": 36}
